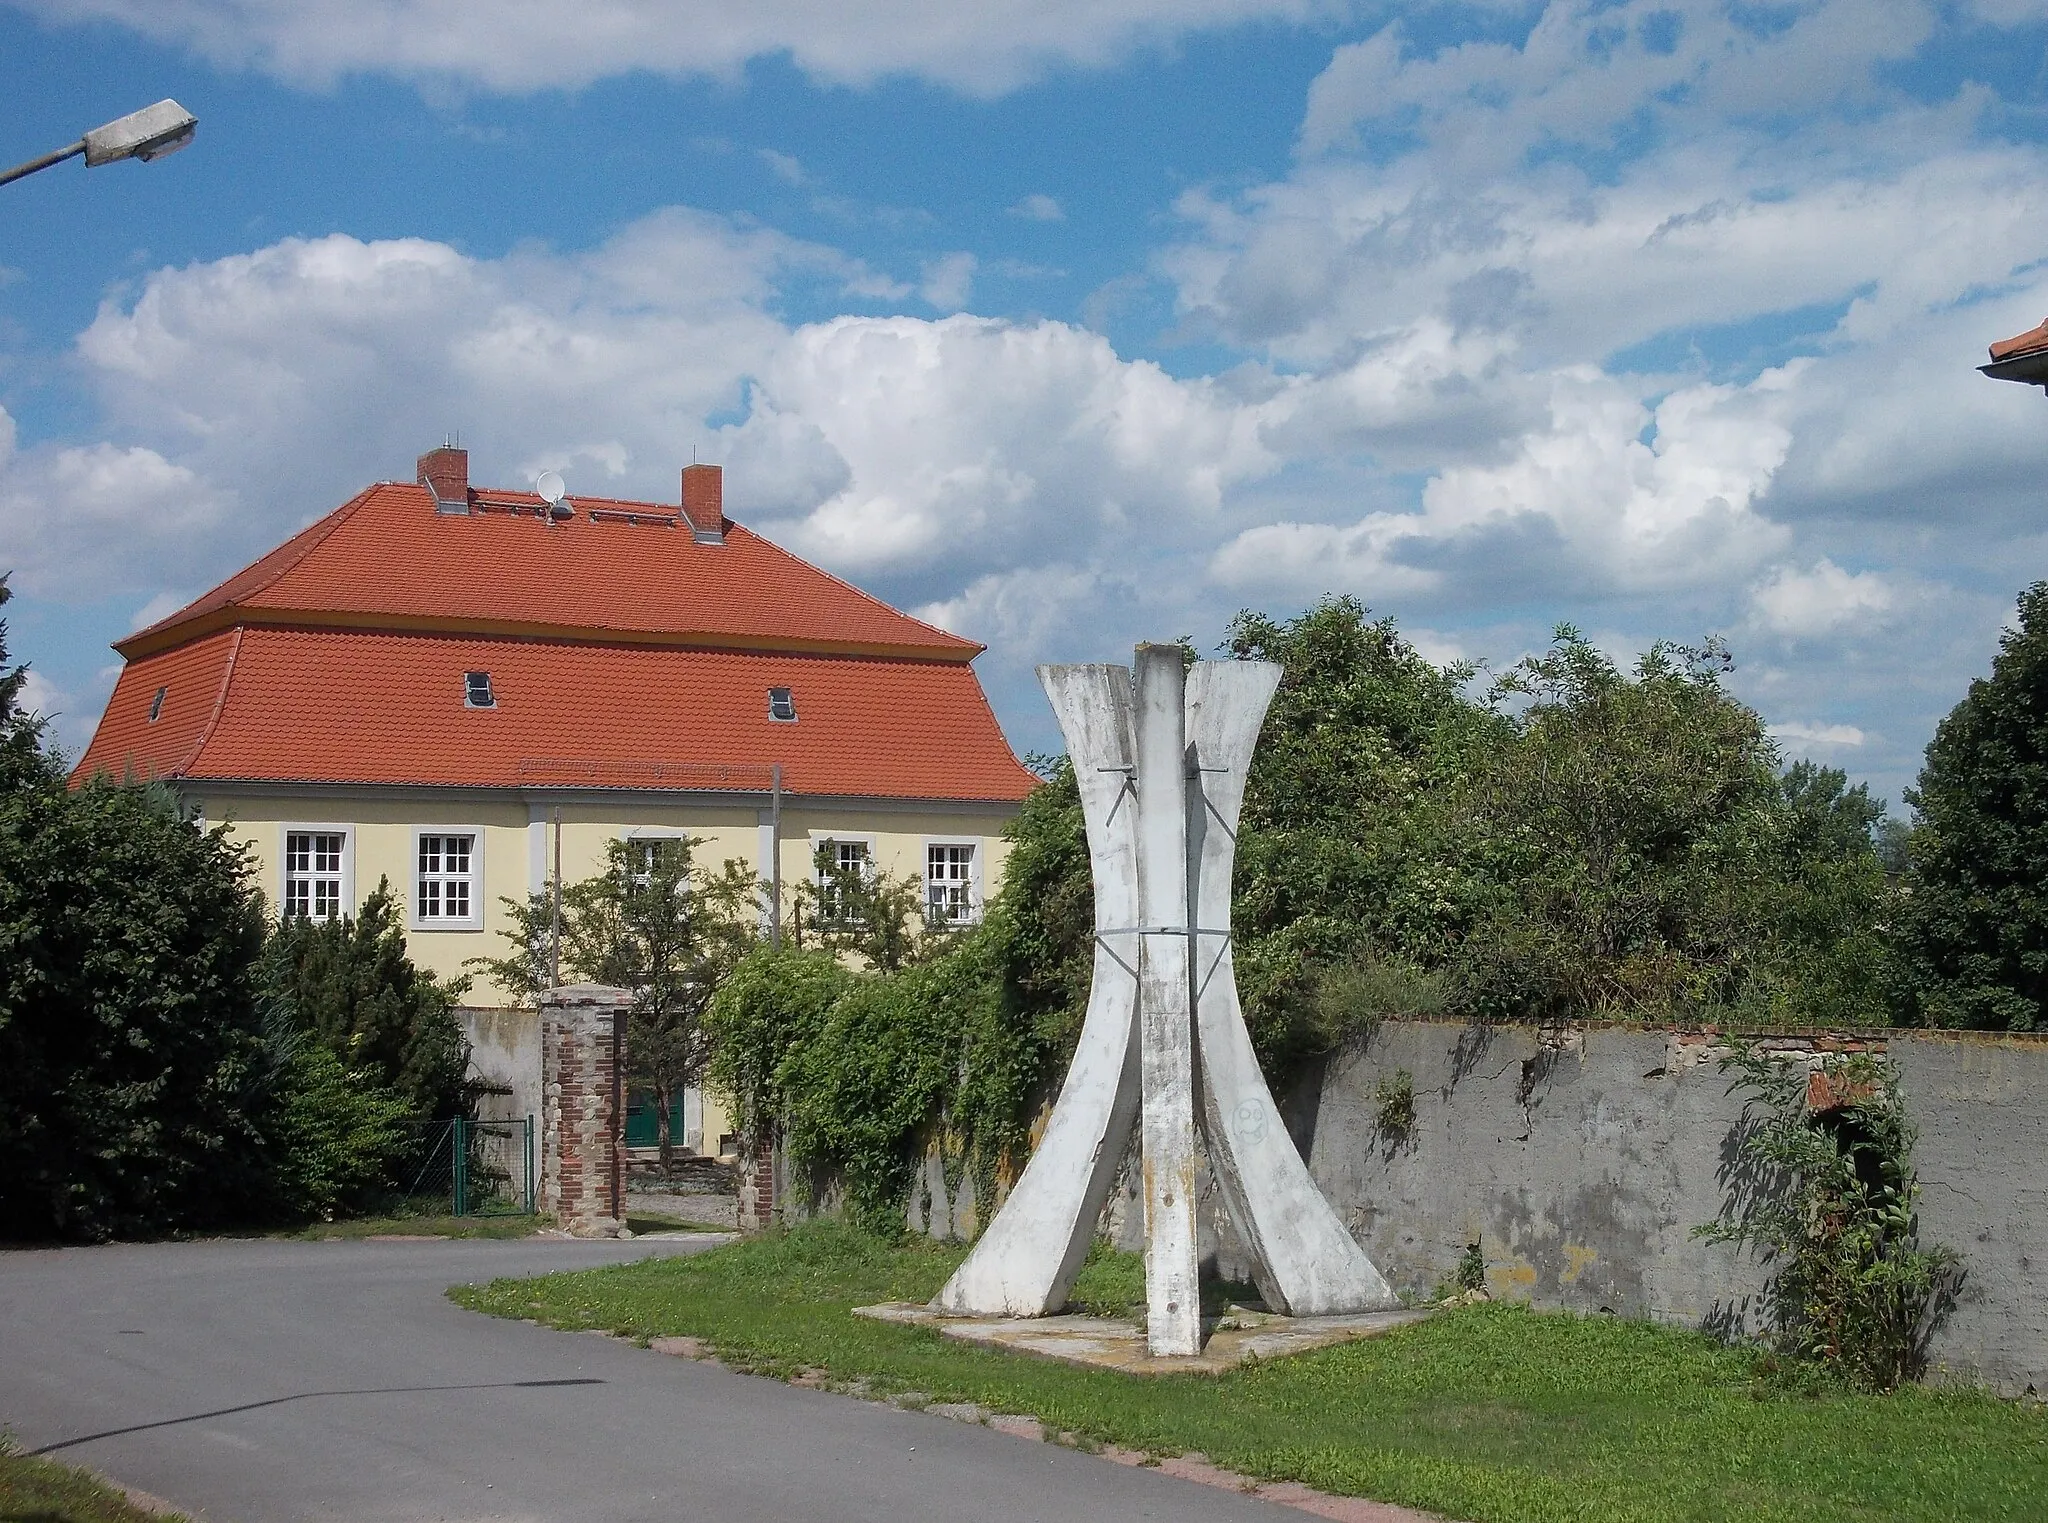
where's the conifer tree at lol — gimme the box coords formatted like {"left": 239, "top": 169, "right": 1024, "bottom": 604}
{"left": 1894, "top": 582, "right": 2048, "bottom": 1030}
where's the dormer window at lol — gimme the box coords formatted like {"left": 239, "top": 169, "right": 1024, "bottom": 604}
{"left": 768, "top": 687, "right": 797, "bottom": 722}
{"left": 465, "top": 671, "right": 496, "bottom": 709}
{"left": 148, "top": 685, "right": 167, "bottom": 722}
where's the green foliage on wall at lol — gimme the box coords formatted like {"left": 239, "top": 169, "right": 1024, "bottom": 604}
{"left": 707, "top": 909, "right": 1056, "bottom": 1236}
{"left": 1697, "top": 1050, "right": 1958, "bottom": 1391}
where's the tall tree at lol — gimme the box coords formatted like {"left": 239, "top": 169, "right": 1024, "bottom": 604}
{"left": 585, "top": 840, "right": 761, "bottom": 1172}
{"left": 1458, "top": 629, "right": 1888, "bottom": 1025}
{"left": 0, "top": 779, "right": 272, "bottom": 1238}
{"left": 0, "top": 575, "right": 57, "bottom": 794}
{"left": 793, "top": 842, "right": 927, "bottom": 973}
{"left": 264, "top": 880, "right": 474, "bottom": 1119}
{"left": 473, "top": 838, "right": 763, "bottom": 1171}
{"left": 1893, "top": 582, "right": 2048, "bottom": 1030}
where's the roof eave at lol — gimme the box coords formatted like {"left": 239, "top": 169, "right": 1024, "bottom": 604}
{"left": 114, "top": 606, "right": 984, "bottom": 664}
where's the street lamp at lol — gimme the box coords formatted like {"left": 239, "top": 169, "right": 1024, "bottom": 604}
{"left": 0, "top": 100, "right": 198, "bottom": 190}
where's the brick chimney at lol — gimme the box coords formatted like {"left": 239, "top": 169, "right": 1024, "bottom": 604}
{"left": 418, "top": 446, "right": 470, "bottom": 513}
{"left": 681, "top": 463, "right": 725, "bottom": 544}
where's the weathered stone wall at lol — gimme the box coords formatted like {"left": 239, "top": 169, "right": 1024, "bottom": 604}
{"left": 539, "top": 984, "right": 631, "bottom": 1238}
{"left": 457, "top": 1004, "right": 541, "bottom": 1124}
{"left": 1290, "top": 1020, "right": 2048, "bottom": 1396}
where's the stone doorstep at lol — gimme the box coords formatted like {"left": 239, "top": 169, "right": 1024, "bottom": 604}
{"left": 642, "top": 1330, "right": 1450, "bottom": 1523}
{"left": 851, "top": 1301, "right": 1434, "bottom": 1376}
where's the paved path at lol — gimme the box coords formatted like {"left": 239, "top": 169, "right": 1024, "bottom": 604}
{"left": 0, "top": 1235, "right": 1305, "bottom": 1522}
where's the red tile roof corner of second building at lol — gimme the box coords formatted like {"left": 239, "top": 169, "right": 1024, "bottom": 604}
{"left": 1990, "top": 317, "right": 2048, "bottom": 362}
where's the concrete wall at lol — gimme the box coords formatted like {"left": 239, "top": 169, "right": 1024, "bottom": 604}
{"left": 1290, "top": 1020, "right": 2048, "bottom": 1396}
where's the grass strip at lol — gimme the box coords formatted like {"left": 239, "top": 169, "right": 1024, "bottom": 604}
{"left": 0, "top": 1451, "right": 188, "bottom": 1523}
{"left": 451, "top": 1222, "right": 2048, "bottom": 1523}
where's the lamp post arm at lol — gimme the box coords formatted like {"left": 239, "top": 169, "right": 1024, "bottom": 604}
{"left": 0, "top": 140, "right": 86, "bottom": 189}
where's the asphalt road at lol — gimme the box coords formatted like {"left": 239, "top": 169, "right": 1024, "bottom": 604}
{"left": 0, "top": 1234, "right": 1302, "bottom": 1522}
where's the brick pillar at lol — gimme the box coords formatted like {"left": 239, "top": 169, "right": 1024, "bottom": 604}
{"left": 737, "top": 1135, "right": 779, "bottom": 1233}
{"left": 540, "top": 984, "right": 633, "bottom": 1238}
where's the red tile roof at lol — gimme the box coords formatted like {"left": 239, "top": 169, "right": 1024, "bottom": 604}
{"left": 119, "top": 482, "right": 981, "bottom": 662}
{"left": 77, "top": 472, "right": 1033, "bottom": 803}
{"left": 79, "top": 628, "right": 1033, "bottom": 800}
{"left": 1992, "top": 318, "right": 2048, "bottom": 362}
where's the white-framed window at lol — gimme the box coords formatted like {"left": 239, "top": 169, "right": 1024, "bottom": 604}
{"left": 811, "top": 833, "right": 873, "bottom": 923}
{"left": 412, "top": 828, "right": 485, "bottom": 931}
{"left": 281, "top": 824, "right": 353, "bottom": 922}
{"left": 924, "top": 840, "right": 981, "bottom": 926}
{"left": 620, "top": 831, "right": 691, "bottom": 895}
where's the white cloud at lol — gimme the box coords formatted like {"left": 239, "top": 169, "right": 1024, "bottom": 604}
{"left": 1770, "top": 720, "right": 1866, "bottom": 748}
{"left": 15, "top": 213, "right": 837, "bottom": 598}
{"left": 129, "top": 590, "right": 195, "bottom": 629}
{"left": 725, "top": 312, "right": 1282, "bottom": 583}
{"left": 7, "top": 663, "right": 115, "bottom": 761}
{"left": 0, "top": 403, "right": 234, "bottom": 599}
{"left": 1008, "top": 193, "right": 1066, "bottom": 222}
{"left": 22, "top": 0, "right": 1331, "bottom": 95}
{"left": 3, "top": 215, "right": 1287, "bottom": 631}
{"left": 1299, "top": 1, "right": 1936, "bottom": 164}
{"left": 919, "top": 252, "right": 978, "bottom": 313}
{"left": 1750, "top": 559, "right": 1900, "bottom": 638}
{"left": 14, "top": 667, "right": 64, "bottom": 721}
{"left": 1212, "top": 365, "right": 1794, "bottom": 601}
{"left": 757, "top": 148, "right": 809, "bottom": 186}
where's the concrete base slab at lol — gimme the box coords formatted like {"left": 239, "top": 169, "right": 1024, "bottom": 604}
{"left": 854, "top": 1301, "right": 1432, "bottom": 1375}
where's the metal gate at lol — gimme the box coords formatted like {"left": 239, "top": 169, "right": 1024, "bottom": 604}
{"left": 399, "top": 1117, "right": 536, "bottom": 1216}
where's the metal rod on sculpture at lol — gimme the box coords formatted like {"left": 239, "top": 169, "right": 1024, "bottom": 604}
{"left": 1133, "top": 644, "right": 1202, "bottom": 1357}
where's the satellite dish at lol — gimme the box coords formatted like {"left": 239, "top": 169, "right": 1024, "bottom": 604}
{"left": 534, "top": 470, "right": 572, "bottom": 520}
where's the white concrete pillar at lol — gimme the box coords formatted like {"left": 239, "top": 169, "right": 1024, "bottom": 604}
{"left": 1133, "top": 644, "right": 1201, "bottom": 1357}
{"left": 932, "top": 665, "right": 1142, "bottom": 1315}
{"left": 935, "top": 643, "right": 1399, "bottom": 1352}
{"left": 1186, "top": 661, "right": 1398, "bottom": 1315}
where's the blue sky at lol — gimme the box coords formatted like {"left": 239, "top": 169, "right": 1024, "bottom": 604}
{"left": 5, "top": 0, "right": 2048, "bottom": 809}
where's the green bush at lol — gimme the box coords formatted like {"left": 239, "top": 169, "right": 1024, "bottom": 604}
{"left": 1697, "top": 1049, "right": 1958, "bottom": 1390}
{"left": 0, "top": 776, "right": 272, "bottom": 1238}
{"left": 1010, "top": 602, "right": 1898, "bottom": 1089}
{"left": 0, "top": 567, "right": 470, "bottom": 1237}
{"left": 263, "top": 1036, "right": 416, "bottom": 1220}
{"left": 708, "top": 915, "right": 1049, "bottom": 1235}
{"left": 262, "top": 879, "right": 473, "bottom": 1120}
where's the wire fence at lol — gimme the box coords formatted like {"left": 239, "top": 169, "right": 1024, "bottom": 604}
{"left": 392, "top": 1118, "right": 535, "bottom": 1217}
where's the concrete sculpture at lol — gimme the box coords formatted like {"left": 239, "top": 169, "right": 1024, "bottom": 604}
{"left": 935, "top": 645, "right": 1397, "bottom": 1355}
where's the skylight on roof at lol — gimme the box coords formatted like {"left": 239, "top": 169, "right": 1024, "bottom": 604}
{"left": 465, "top": 671, "right": 496, "bottom": 709}
{"left": 148, "top": 685, "right": 167, "bottom": 723}
{"left": 768, "top": 687, "right": 797, "bottom": 722}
